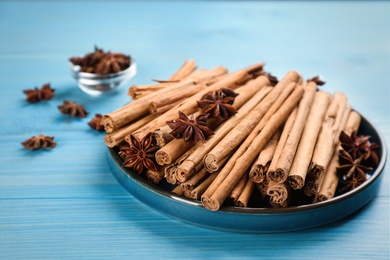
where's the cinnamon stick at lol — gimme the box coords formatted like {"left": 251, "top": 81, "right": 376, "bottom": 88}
{"left": 175, "top": 79, "right": 272, "bottom": 177}
{"left": 287, "top": 91, "right": 331, "bottom": 189}
{"left": 267, "top": 180, "right": 290, "bottom": 204}
{"left": 168, "top": 59, "right": 197, "bottom": 81}
{"left": 102, "top": 66, "right": 227, "bottom": 133}
{"left": 267, "top": 107, "right": 299, "bottom": 180}
{"left": 204, "top": 71, "right": 301, "bottom": 172}
{"left": 229, "top": 174, "right": 248, "bottom": 203}
{"left": 268, "top": 82, "right": 317, "bottom": 183}
{"left": 249, "top": 129, "right": 281, "bottom": 183}
{"left": 153, "top": 75, "right": 272, "bottom": 159}
{"left": 235, "top": 177, "right": 255, "bottom": 207}
{"left": 316, "top": 110, "right": 360, "bottom": 201}
{"left": 201, "top": 71, "right": 302, "bottom": 208}
{"left": 304, "top": 92, "right": 349, "bottom": 197}
{"left": 131, "top": 63, "right": 265, "bottom": 140}
{"left": 190, "top": 172, "right": 218, "bottom": 200}
{"left": 202, "top": 83, "right": 304, "bottom": 211}
{"left": 104, "top": 113, "right": 158, "bottom": 148}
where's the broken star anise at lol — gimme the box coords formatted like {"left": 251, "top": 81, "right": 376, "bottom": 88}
{"left": 58, "top": 100, "right": 88, "bottom": 118}
{"left": 88, "top": 114, "right": 105, "bottom": 131}
{"left": 23, "top": 83, "right": 55, "bottom": 103}
{"left": 21, "top": 134, "right": 56, "bottom": 150}
{"left": 120, "top": 132, "right": 158, "bottom": 174}
{"left": 197, "top": 88, "right": 238, "bottom": 118}
{"left": 166, "top": 111, "right": 215, "bottom": 142}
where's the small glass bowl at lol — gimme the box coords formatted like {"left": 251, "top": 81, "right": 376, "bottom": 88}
{"left": 70, "top": 60, "right": 137, "bottom": 96}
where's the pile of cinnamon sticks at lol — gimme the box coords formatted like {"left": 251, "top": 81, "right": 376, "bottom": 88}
{"left": 102, "top": 60, "right": 364, "bottom": 211}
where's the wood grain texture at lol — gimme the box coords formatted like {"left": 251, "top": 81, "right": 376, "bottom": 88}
{"left": 0, "top": 1, "right": 389, "bottom": 259}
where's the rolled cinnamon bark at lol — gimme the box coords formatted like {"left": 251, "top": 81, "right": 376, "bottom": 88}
{"left": 153, "top": 76, "right": 271, "bottom": 159}
{"left": 156, "top": 141, "right": 196, "bottom": 166}
{"left": 287, "top": 91, "right": 331, "bottom": 189}
{"left": 128, "top": 60, "right": 197, "bottom": 99}
{"left": 316, "top": 110, "right": 361, "bottom": 201}
{"left": 201, "top": 72, "right": 302, "bottom": 207}
{"left": 131, "top": 63, "right": 265, "bottom": 140}
{"left": 269, "top": 82, "right": 317, "bottom": 183}
{"left": 267, "top": 180, "right": 290, "bottom": 204}
{"left": 229, "top": 174, "right": 248, "bottom": 203}
{"left": 267, "top": 107, "right": 298, "bottom": 181}
{"left": 102, "top": 66, "right": 227, "bottom": 133}
{"left": 104, "top": 113, "right": 158, "bottom": 148}
{"left": 249, "top": 129, "right": 281, "bottom": 183}
{"left": 235, "top": 177, "right": 255, "bottom": 207}
{"left": 178, "top": 81, "right": 272, "bottom": 178}
{"left": 204, "top": 71, "right": 301, "bottom": 172}
{"left": 304, "top": 92, "right": 349, "bottom": 197}
{"left": 202, "top": 83, "right": 304, "bottom": 211}
{"left": 171, "top": 185, "right": 185, "bottom": 196}
{"left": 168, "top": 59, "right": 197, "bottom": 81}
{"left": 181, "top": 167, "right": 209, "bottom": 193}
{"left": 145, "top": 168, "right": 165, "bottom": 184}
{"left": 190, "top": 172, "right": 218, "bottom": 200}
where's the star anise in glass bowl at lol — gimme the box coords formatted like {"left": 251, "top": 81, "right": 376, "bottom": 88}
{"left": 166, "top": 111, "right": 214, "bottom": 142}
{"left": 69, "top": 46, "right": 136, "bottom": 96}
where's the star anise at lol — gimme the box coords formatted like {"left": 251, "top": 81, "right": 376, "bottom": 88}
{"left": 337, "top": 174, "right": 367, "bottom": 195}
{"left": 307, "top": 75, "right": 325, "bottom": 86}
{"left": 70, "top": 46, "right": 131, "bottom": 74}
{"left": 339, "top": 130, "right": 379, "bottom": 167}
{"left": 120, "top": 132, "right": 158, "bottom": 174}
{"left": 23, "top": 83, "right": 55, "bottom": 103}
{"left": 58, "top": 100, "right": 88, "bottom": 118}
{"left": 166, "top": 111, "right": 214, "bottom": 142}
{"left": 337, "top": 149, "right": 372, "bottom": 180}
{"left": 21, "top": 134, "right": 56, "bottom": 150}
{"left": 197, "top": 88, "right": 238, "bottom": 118}
{"left": 95, "top": 53, "right": 131, "bottom": 74}
{"left": 88, "top": 114, "right": 105, "bottom": 131}
{"left": 260, "top": 71, "right": 279, "bottom": 86}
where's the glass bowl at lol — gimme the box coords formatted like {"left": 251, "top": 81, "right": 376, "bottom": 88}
{"left": 70, "top": 60, "right": 137, "bottom": 96}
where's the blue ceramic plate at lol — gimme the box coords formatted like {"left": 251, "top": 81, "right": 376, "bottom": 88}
{"left": 107, "top": 115, "right": 387, "bottom": 233}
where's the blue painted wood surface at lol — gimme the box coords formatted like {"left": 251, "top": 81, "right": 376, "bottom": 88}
{"left": 0, "top": 1, "right": 389, "bottom": 259}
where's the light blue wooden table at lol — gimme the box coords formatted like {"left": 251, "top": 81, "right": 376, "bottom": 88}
{"left": 0, "top": 1, "right": 389, "bottom": 259}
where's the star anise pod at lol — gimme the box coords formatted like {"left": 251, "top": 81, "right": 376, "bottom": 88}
{"left": 120, "top": 132, "right": 158, "bottom": 174}
{"left": 339, "top": 130, "right": 379, "bottom": 167}
{"left": 166, "top": 111, "right": 215, "bottom": 142}
{"left": 95, "top": 53, "right": 131, "bottom": 74}
{"left": 23, "top": 83, "right": 55, "bottom": 103}
{"left": 58, "top": 100, "right": 88, "bottom": 118}
{"left": 307, "top": 75, "right": 325, "bottom": 86}
{"left": 21, "top": 134, "right": 56, "bottom": 150}
{"left": 260, "top": 71, "right": 279, "bottom": 86}
{"left": 337, "top": 174, "right": 366, "bottom": 194}
{"left": 197, "top": 88, "right": 238, "bottom": 118}
{"left": 337, "top": 149, "right": 372, "bottom": 180}
{"left": 88, "top": 114, "right": 105, "bottom": 131}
